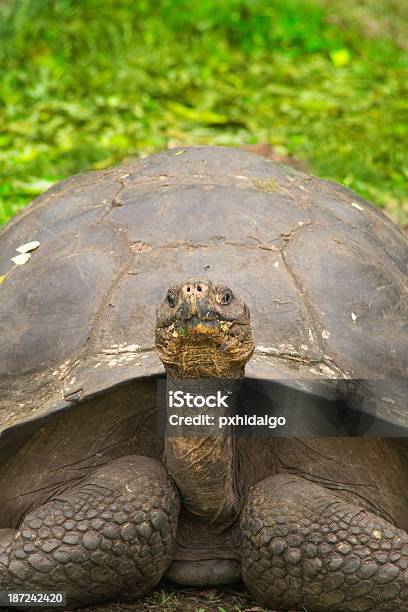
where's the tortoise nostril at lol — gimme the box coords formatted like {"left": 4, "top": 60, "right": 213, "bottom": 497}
{"left": 186, "top": 287, "right": 190, "bottom": 292}
{"left": 197, "top": 285, "right": 202, "bottom": 292}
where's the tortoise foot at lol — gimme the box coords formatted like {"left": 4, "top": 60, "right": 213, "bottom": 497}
{"left": 0, "top": 456, "right": 179, "bottom": 608}
{"left": 241, "top": 474, "right": 408, "bottom": 612}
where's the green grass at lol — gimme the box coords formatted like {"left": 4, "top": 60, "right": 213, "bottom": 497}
{"left": 0, "top": 0, "right": 407, "bottom": 225}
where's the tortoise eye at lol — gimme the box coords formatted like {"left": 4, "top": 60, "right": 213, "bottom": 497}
{"left": 220, "top": 290, "right": 233, "bottom": 305}
{"left": 167, "top": 291, "right": 177, "bottom": 307}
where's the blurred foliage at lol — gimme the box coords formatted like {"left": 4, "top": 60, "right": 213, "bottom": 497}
{"left": 0, "top": 0, "right": 407, "bottom": 225}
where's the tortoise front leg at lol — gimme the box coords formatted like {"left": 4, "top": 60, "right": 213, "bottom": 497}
{"left": 0, "top": 456, "right": 179, "bottom": 608}
{"left": 241, "top": 475, "right": 408, "bottom": 612}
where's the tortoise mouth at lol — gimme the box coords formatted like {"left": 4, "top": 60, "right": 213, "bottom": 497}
{"left": 157, "top": 311, "right": 236, "bottom": 330}
{"left": 180, "top": 316, "right": 231, "bottom": 335}
{"left": 161, "top": 315, "right": 233, "bottom": 342}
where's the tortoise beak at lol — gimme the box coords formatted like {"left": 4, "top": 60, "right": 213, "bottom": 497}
{"left": 183, "top": 316, "right": 223, "bottom": 335}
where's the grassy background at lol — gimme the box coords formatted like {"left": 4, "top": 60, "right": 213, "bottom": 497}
{"left": 0, "top": 0, "right": 407, "bottom": 226}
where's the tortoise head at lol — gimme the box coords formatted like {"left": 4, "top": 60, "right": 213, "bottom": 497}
{"left": 155, "top": 280, "right": 254, "bottom": 378}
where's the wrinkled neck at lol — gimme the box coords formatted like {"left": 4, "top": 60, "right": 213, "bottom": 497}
{"left": 164, "top": 367, "right": 243, "bottom": 530}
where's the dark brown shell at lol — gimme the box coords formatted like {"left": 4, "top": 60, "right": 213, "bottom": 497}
{"left": 0, "top": 146, "right": 407, "bottom": 434}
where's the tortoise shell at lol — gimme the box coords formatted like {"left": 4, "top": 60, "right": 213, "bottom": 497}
{"left": 0, "top": 146, "right": 407, "bottom": 434}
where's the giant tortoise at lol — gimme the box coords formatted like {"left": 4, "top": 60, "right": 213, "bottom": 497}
{"left": 0, "top": 146, "right": 407, "bottom": 611}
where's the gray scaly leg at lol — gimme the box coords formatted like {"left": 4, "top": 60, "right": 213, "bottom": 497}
{"left": 0, "top": 456, "right": 179, "bottom": 608}
{"left": 241, "top": 475, "right": 408, "bottom": 611}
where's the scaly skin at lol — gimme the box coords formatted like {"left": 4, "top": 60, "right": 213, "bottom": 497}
{"left": 241, "top": 475, "right": 408, "bottom": 611}
{"left": 0, "top": 457, "right": 180, "bottom": 608}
